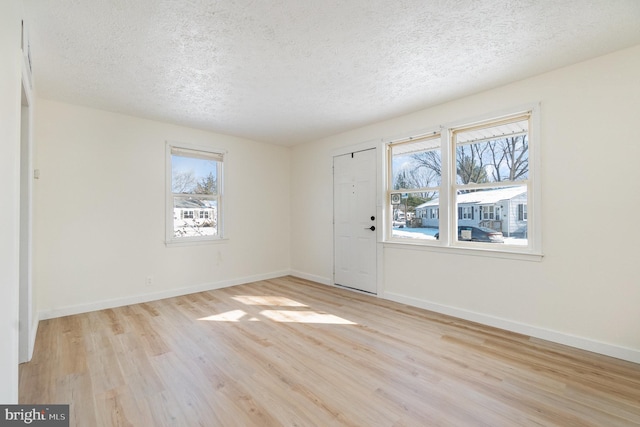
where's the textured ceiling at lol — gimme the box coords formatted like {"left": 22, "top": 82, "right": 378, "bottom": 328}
{"left": 23, "top": 0, "right": 640, "bottom": 145}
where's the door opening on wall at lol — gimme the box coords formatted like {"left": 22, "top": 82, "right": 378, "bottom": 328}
{"left": 333, "top": 148, "right": 377, "bottom": 294}
{"left": 19, "top": 78, "right": 34, "bottom": 363}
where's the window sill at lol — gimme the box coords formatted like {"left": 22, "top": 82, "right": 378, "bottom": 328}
{"left": 383, "top": 240, "right": 543, "bottom": 262}
{"left": 165, "top": 237, "right": 229, "bottom": 247}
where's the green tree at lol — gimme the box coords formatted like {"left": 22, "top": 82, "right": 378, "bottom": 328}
{"left": 456, "top": 154, "right": 488, "bottom": 184}
{"left": 394, "top": 170, "right": 410, "bottom": 190}
{"left": 406, "top": 194, "right": 428, "bottom": 209}
{"left": 195, "top": 172, "right": 217, "bottom": 195}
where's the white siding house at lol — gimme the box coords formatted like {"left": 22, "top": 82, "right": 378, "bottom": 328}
{"left": 416, "top": 186, "right": 528, "bottom": 237}
{"left": 173, "top": 198, "right": 217, "bottom": 237}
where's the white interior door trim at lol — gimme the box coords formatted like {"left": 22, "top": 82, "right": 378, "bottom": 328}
{"left": 332, "top": 142, "right": 384, "bottom": 295}
{"left": 19, "top": 61, "right": 36, "bottom": 363}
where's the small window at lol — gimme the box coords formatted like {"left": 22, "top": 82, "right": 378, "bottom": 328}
{"left": 166, "top": 143, "right": 224, "bottom": 243}
{"left": 518, "top": 203, "right": 528, "bottom": 221}
{"left": 460, "top": 206, "right": 474, "bottom": 220}
{"left": 482, "top": 206, "right": 495, "bottom": 220}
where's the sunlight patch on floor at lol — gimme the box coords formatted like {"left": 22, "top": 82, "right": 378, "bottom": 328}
{"left": 199, "top": 309, "right": 247, "bottom": 322}
{"left": 260, "top": 310, "right": 356, "bottom": 324}
{"left": 231, "top": 295, "right": 308, "bottom": 307}
{"left": 199, "top": 294, "right": 357, "bottom": 324}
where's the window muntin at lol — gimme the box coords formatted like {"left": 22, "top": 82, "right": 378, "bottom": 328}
{"left": 386, "top": 109, "right": 538, "bottom": 254}
{"left": 167, "top": 144, "right": 223, "bottom": 243}
{"left": 389, "top": 134, "right": 441, "bottom": 241}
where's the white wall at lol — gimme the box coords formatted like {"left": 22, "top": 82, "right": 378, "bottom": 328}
{"left": 291, "top": 45, "right": 640, "bottom": 362}
{"left": 0, "top": 0, "right": 23, "bottom": 403}
{"left": 34, "top": 100, "right": 291, "bottom": 317}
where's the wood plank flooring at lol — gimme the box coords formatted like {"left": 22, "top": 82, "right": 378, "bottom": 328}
{"left": 19, "top": 276, "right": 640, "bottom": 426}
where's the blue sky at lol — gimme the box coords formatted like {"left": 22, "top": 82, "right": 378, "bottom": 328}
{"left": 172, "top": 155, "right": 217, "bottom": 182}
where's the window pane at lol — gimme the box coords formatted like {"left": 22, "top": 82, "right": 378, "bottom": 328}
{"left": 391, "top": 191, "right": 439, "bottom": 240}
{"left": 171, "top": 155, "right": 218, "bottom": 195}
{"left": 455, "top": 186, "right": 527, "bottom": 246}
{"left": 455, "top": 119, "right": 528, "bottom": 185}
{"left": 391, "top": 136, "right": 441, "bottom": 190}
{"left": 173, "top": 196, "right": 218, "bottom": 238}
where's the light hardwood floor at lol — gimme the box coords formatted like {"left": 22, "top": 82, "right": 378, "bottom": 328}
{"left": 20, "top": 276, "right": 640, "bottom": 426}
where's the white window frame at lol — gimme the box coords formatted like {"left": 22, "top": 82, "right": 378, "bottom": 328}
{"left": 385, "top": 105, "right": 542, "bottom": 261}
{"left": 386, "top": 131, "right": 442, "bottom": 242}
{"left": 165, "top": 142, "right": 225, "bottom": 246}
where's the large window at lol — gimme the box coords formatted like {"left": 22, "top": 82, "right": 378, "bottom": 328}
{"left": 387, "top": 108, "right": 539, "bottom": 256}
{"left": 453, "top": 114, "right": 530, "bottom": 246}
{"left": 166, "top": 143, "right": 223, "bottom": 244}
{"left": 388, "top": 133, "right": 441, "bottom": 241}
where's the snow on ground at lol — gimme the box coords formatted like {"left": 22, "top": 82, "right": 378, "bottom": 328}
{"left": 392, "top": 227, "right": 527, "bottom": 245}
{"left": 392, "top": 227, "right": 438, "bottom": 240}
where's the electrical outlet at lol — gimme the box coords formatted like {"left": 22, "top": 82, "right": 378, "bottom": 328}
{"left": 145, "top": 276, "right": 153, "bottom": 286}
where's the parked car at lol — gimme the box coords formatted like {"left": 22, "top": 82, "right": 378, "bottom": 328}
{"left": 434, "top": 226, "right": 504, "bottom": 243}
{"left": 392, "top": 219, "right": 406, "bottom": 228}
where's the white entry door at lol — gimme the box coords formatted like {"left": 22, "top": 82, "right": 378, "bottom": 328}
{"left": 333, "top": 148, "right": 377, "bottom": 294}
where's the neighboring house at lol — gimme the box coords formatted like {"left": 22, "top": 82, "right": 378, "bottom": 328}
{"left": 415, "top": 186, "right": 528, "bottom": 237}
{"left": 173, "top": 198, "right": 217, "bottom": 232}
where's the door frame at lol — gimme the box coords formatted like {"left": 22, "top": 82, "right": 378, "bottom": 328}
{"left": 332, "top": 141, "right": 385, "bottom": 295}
{"left": 19, "top": 60, "right": 35, "bottom": 363}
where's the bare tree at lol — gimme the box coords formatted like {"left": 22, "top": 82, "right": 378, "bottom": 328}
{"left": 456, "top": 144, "right": 490, "bottom": 184}
{"left": 411, "top": 151, "right": 441, "bottom": 178}
{"left": 408, "top": 134, "right": 528, "bottom": 188}
{"left": 172, "top": 170, "right": 196, "bottom": 193}
{"left": 487, "top": 135, "right": 528, "bottom": 181}
{"left": 394, "top": 167, "right": 437, "bottom": 189}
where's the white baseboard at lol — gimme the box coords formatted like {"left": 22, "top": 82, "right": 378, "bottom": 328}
{"left": 383, "top": 291, "right": 640, "bottom": 364}
{"left": 289, "top": 270, "right": 332, "bottom": 286}
{"left": 38, "top": 270, "right": 291, "bottom": 320}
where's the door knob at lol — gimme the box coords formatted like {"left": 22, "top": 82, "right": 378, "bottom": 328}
{"left": 365, "top": 226, "right": 375, "bottom": 231}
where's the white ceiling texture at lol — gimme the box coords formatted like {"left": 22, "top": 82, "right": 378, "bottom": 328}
{"left": 23, "top": 0, "right": 640, "bottom": 146}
